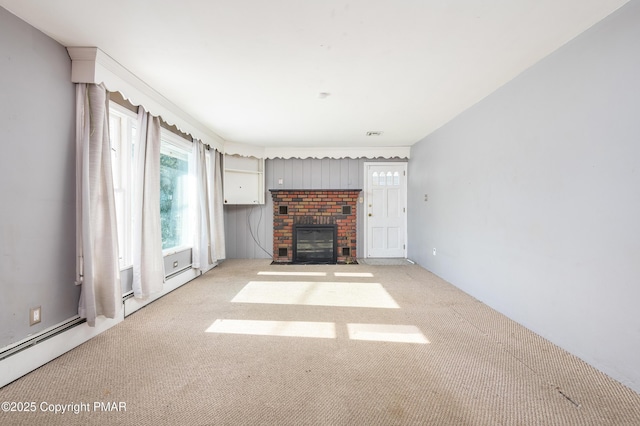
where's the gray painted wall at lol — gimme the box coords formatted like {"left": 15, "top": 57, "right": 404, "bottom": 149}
{"left": 224, "top": 157, "right": 405, "bottom": 259}
{"left": 0, "top": 8, "right": 78, "bottom": 348}
{"left": 407, "top": 1, "right": 640, "bottom": 392}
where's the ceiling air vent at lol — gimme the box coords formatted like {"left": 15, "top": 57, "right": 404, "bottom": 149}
{"left": 366, "top": 131, "right": 384, "bottom": 136}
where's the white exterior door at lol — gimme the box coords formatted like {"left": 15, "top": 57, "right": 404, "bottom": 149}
{"left": 364, "top": 163, "right": 407, "bottom": 258}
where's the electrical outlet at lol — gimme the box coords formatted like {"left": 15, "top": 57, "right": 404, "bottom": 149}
{"left": 30, "top": 306, "right": 41, "bottom": 326}
{"left": 433, "top": 248, "right": 437, "bottom": 256}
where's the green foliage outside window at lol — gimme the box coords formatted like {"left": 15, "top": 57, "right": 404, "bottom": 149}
{"left": 160, "top": 153, "right": 189, "bottom": 250}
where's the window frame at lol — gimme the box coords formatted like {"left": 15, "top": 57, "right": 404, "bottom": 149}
{"left": 109, "top": 101, "right": 137, "bottom": 270}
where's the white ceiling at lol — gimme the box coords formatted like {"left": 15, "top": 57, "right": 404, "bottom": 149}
{"left": 0, "top": 0, "right": 630, "bottom": 148}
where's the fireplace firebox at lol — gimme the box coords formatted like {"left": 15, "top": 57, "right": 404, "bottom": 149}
{"left": 293, "top": 225, "right": 337, "bottom": 264}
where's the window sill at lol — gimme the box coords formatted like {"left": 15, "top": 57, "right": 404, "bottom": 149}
{"left": 162, "top": 246, "right": 192, "bottom": 257}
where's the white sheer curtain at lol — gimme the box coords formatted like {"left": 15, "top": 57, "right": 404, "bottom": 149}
{"left": 132, "top": 107, "right": 164, "bottom": 298}
{"left": 192, "top": 140, "right": 213, "bottom": 272}
{"left": 212, "top": 150, "right": 226, "bottom": 260}
{"left": 75, "top": 84, "right": 121, "bottom": 326}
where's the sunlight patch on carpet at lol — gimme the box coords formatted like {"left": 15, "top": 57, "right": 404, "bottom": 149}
{"left": 347, "top": 324, "right": 429, "bottom": 344}
{"left": 231, "top": 281, "right": 400, "bottom": 309}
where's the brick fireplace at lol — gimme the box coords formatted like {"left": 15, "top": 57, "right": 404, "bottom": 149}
{"left": 271, "top": 189, "right": 361, "bottom": 264}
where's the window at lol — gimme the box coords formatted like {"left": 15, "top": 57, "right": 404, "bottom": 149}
{"left": 110, "top": 101, "right": 197, "bottom": 265}
{"left": 160, "top": 131, "right": 195, "bottom": 252}
{"left": 372, "top": 170, "right": 401, "bottom": 188}
{"left": 109, "top": 103, "right": 137, "bottom": 269}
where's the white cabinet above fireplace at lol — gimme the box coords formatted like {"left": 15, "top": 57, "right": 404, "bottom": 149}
{"left": 223, "top": 154, "right": 265, "bottom": 205}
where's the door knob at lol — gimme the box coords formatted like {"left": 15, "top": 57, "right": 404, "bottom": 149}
{"left": 368, "top": 213, "right": 372, "bottom": 216}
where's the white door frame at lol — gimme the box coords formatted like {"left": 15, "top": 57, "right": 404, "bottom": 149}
{"left": 362, "top": 162, "right": 408, "bottom": 258}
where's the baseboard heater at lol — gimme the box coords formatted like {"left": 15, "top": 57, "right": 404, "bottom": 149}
{"left": 166, "top": 264, "right": 192, "bottom": 280}
{"left": 0, "top": 316, "right": 86, "bottom": 362}
{"left": 2, "top": 264, "right": 199, "bottom": 363}
{"left": 0, "top": 289, "right": 137, "bottom": 362}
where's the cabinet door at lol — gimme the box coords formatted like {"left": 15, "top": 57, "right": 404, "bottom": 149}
{"left": 223, "top": 170, "right": 264, "bottom": 204}
{"left": 223, "top": 154, "right": 265, "bottom": 204}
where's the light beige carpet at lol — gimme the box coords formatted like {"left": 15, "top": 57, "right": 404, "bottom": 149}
{"left": 1, "top": 259, "right": 639, "bottom": 425}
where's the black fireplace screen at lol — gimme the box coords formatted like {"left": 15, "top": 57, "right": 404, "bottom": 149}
{"left": 293, "top": 225, "right": 337, "bottom": 264}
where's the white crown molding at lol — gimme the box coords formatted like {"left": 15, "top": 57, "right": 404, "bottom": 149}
{"left": 223, "top": 142, "right": 410, "bottom": 159}
{"left": 67, "top": 47, "right": 224, "bottom": 151}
